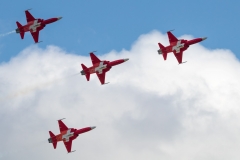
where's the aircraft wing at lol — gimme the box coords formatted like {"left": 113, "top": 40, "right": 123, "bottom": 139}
{"left": 90, "top": 53, "right": 101, "bottom": 65}
{"left": 25, "top": 10, "right": 36, "bottom": 22}
{"left": 63, "top": 140, "right": 73, "bottom": 153}
{"left": 96, "top": 72, "right": 106, "bottom": 85}
{"left": 173, "top": 51, "right": 183, "bottom": 64}
{"left": 167, "top": 31, "right": 178, "bottom": 44}
{"left": 30, "top": 30, "right": 39, "bottom": 43}
{"left": 58, "top": 120, "right": 68, "bottom": 132}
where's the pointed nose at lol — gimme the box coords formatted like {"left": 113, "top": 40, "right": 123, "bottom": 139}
{"left": 124, "top": 58, "right": 129, "bottom": 62}
{"left": 57, "top": 17, "right": 62, "bottom": 20}
{"left": 91, "top": 126, "right": 96, "bottom": 130}
{"left": 202, "top": 37, "right": 207, "bottom": 41}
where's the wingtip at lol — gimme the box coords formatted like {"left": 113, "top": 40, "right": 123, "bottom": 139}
{"left": 35, "top": 41, "right": 42, "bottom": 44}
{"left": 25, "top": 8, "right": 32, "bottom": 11}
{"left": 89, "top": 51, "right": 97, "bottom": 54}
{"left": 57, "top": 118, "right": 66, "bottom": 121}
{"left": 68, "top": 150, "right": 76, "bottom": 154}
{"left": 102, "top": 82, "right": 109, "bottom": 85}
{"left": 166, "top": 29, "right": 175, "bottom": 33}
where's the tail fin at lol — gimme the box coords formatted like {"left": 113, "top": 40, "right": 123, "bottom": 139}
{"left": 49, "top": 131, "right": 57, "bottom": 149}
{"left": 81, "top": 64, "right": 90, "bottom": 81}
{"left": 158, "top": 43, "right": 167, "bottom": 60}
{"left": 16, "top": 21, "right": 25, "bottom": 39}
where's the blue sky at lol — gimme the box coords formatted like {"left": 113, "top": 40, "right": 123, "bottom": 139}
{"left": 0, "top": 0, "right": 239, "bottom": 62}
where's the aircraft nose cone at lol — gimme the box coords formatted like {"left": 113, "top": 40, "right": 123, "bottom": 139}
{"left": 57, "top": 17, "right": 63, "bottom": 20}
{"left": 91, "top": 126, "right": 96, "bottom": 130}
{"left": 202, "top": 37, "right": 207, "bottom": 41}
{"left": 124, "top": 58, "right": 129, "bottom": 62}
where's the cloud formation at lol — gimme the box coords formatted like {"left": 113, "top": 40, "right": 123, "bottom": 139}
{"left": 0, "top": 30, "right": 240, "bottom": 160}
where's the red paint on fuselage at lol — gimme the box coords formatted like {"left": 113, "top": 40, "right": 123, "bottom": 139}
{"left": 109, "top": 59, "right": 127, "bottom": 66}
{"left": 75, "top": 127, "right": 92, "bottom": 134}
{"left": 187, "top": 38, "right": 204, "bottom": 45}
{"left": 161, "top": 38, "right": 205, "bottom": 54}
{"left": 18, "top": 18, "right": 59, "bottom": 33}
{"left": 52, "top": 127, "right": 93, "bottom": 143}
{"left": 85, "top": 59, "right": 126, "bottom": 75}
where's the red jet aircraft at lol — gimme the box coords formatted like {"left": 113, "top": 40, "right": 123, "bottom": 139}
{"left": 157, "top": 31, "right": 207, "bottom": 64}
{"left": 81, "top": 52, "right": 129, "bottom": 85}
{"left": 48, "top": 119, "right": 96, "bottom": 153}
{"left": 15, "top": 9, "right": 62, "bottom": 43}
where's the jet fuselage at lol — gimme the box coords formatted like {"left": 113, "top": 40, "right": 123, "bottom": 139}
{"left": 48, "top": 126, "right": 95, "bottom": 143}
{"left": 81, "top": 59, "right": 128, "bottom": 75}
{"left": 16, "top": 17, "right": 62, "bottom": 34}
{"left": 160, "top": 38, "right": 206, "bottom": 54}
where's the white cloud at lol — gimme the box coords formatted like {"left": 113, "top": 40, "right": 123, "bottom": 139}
{"left": 0, "top": 30, "right": 240, "bottom": 160}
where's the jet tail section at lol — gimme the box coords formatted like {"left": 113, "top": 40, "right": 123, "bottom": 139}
{"left": 48, "top": 131, "right": 57, "bottom": 149}
{"left": 158, "top": 43, "right": 167, "bottom": 60}
{"left": 16, "top": 21, "right": 25, "bottom": 39}
{"left": 81, "top": 64, "right": 90, "bottom": 81}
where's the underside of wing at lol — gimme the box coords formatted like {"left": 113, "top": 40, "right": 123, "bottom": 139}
{"left": 167, "top": 31, "right": 178, "bottom": 44}
{"left": 25, "top": 10, "right": 35, "bottom": 22}
{"left": 58, "top": 120, "right": 68, "bottom": 132}
{"left": 90, "top": 53, "right": 101, "bottom": 65}
{"left": 64, "top": 140, "right": 72, "bottom": 153}
{"left": 96, "top": 72, "right": 106, "bottom": 85}
{"left": 30, "top": 30, "right": 39, "bottom": 43}
{"left": 173, "top": 51, "right": 183, "bottom": 64}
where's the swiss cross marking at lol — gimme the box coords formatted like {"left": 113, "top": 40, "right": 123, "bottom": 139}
{"left": 29, "top": 20, "right": 41, "bottom": 32}
{"left": 95, "top": 62, "right": 107, "bottom": 74}
{"left": 62, "top": 129, "right": 74, "bottom": 142}
{"left": 172, "top": 41, "right": 184, "bottom": 53}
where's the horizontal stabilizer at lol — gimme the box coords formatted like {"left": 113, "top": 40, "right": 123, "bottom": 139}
{"left": 158, "top": 43, "right": 165, "bottom": 50}
{"left": 81, "top": 64, "right": 88, "bottom": 70}
{"left": 16, "top": 21, "right": 22, "bottom": 28}
{"left": 49, "top": 131, "right": 55, "bottom": 138}
{"left": 158, "top": 43, "right": 167, "bottom": 60}
{"left": 16, "top": 21, "right": 25, "bottom": 39}
{"left": 49, "top": 131, "right": 57, "bottom": 149}
{"left": 81, "top": 64, "right": 90, "bottom": 81}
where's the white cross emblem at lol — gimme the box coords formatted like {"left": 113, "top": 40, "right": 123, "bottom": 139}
{"left": 62, "top": 129, "right": 74, "bottom": 142}
{"left": 29, "top": 20, "right": 41, "bottom": 32}
{"left": 172, "top": 41, "right": 184, "bottom": 53}
{"left": 95, "top": 62, "right": 107, "bottom": 74}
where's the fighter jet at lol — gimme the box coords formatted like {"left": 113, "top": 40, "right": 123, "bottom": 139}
{"left": 15, "top": 9, "right": 62, "bottom": 43}
{"left": 81, "top": 52, "right": 129, "bottom": 85}
{"left": 157, "top": 31, "right": 207, "bottom": 64}
{"left": 48, "top": 119, "right": 96, "bottom": 153}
